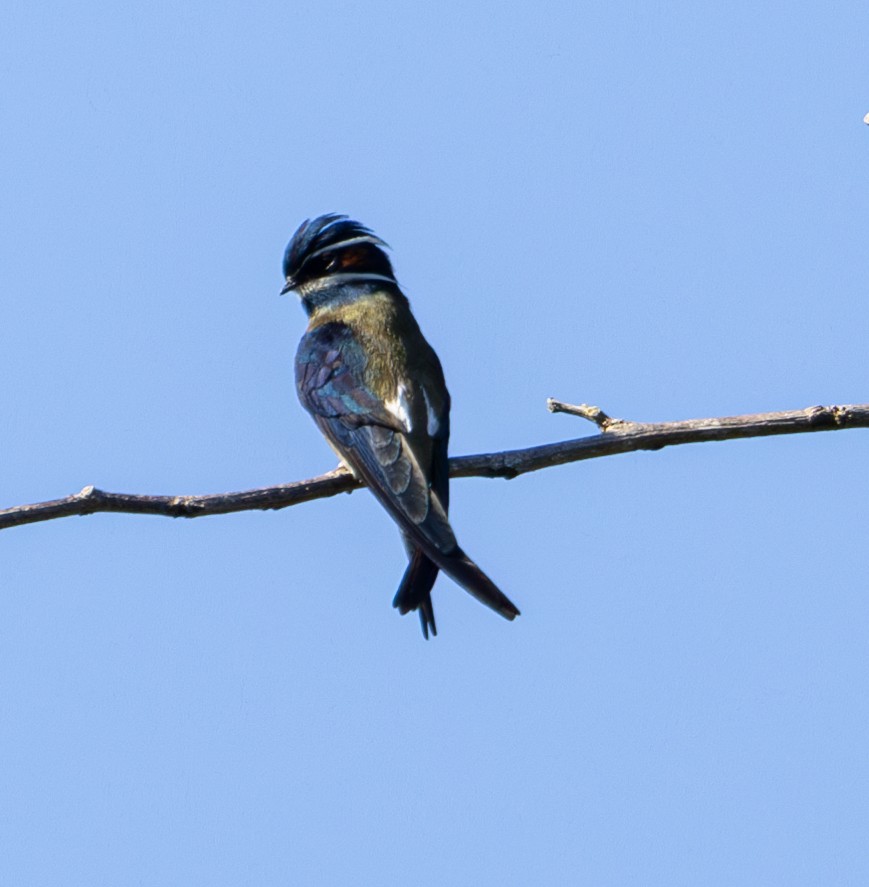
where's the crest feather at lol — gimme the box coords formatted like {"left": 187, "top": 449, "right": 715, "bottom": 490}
{"left": 283, "top": 214, "right": 390, "bottom": 279}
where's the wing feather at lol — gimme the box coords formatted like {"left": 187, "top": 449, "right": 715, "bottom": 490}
{"left": 297, "top": 322, "right": 454, "bottom": 552}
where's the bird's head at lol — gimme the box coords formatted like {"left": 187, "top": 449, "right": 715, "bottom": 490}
{"left": 281, "top": 215, "right": 397, "bottom": 304}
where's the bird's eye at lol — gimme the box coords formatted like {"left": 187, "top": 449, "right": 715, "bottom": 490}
{"left": 326, "top": 257, "right": 339, "bottom": 271}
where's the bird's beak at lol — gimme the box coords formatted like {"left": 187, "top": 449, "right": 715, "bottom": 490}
{"left": 280, "top": 277, "right": 296, "bottom": 296}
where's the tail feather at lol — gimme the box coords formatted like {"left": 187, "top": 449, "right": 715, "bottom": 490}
{"left": 393, "top": 548, "right": 440, "bottom": 639}
{"left": 435, "top": 547, "right": 520, "bottom": 621}
{"left": 418, "top": 594, "right": 437, "bottom": 640}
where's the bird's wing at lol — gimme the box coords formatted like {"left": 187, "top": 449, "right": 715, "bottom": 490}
{"left": 295, "top": 321, "right": 456, "bottom": 555}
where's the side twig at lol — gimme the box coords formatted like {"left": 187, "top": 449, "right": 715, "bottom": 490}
{"left": 1, "top": 401, "right": 866, "bottom": 532}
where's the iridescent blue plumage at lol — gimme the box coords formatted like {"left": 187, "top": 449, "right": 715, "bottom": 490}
{"left": 284, "top": 214, "right": 520, "bottom": 637}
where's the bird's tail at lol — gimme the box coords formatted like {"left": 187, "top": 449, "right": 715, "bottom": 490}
{"left": 393, "top": 540, "right": 520, "bottom": 636}
{"left": 393, "top": 548, "right": 440, "bottom": 639}
{"left": 435, "top": 547, "right": 520, "bottom": 622}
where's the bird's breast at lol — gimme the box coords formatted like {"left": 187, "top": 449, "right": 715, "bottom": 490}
{"left": 307, "top": 288, "right": 447, "bottom": 437}
{"left": 308, "top": 291, "right": 410, "bottom": 399}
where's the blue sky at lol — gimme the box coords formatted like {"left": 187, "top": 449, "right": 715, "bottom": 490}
{"left": 1, "top": 2, "right": 868, "bottom": 884}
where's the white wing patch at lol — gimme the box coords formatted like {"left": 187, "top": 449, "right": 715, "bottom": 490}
{"left": 385, "top": 384, "right": 440, "bottom": 436}
{"left": 385, "top": 384, "right": 414, "bottom": 433}
{"left": 422, "top": 387, "right": 440, "bottom": 436}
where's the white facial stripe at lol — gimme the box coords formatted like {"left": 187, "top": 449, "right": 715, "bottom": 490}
{"left": 320, "top": 271, "right": 395, "bottom": 284}
{"left": 298, "top": 272, "right": 396, "bottom": 296}
{"left": 306, "top": 236, "right": 387, "bottom": 261}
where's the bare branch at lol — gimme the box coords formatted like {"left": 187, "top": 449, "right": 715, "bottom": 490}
{"left": 2, "top": 401, "right": 866, "bottom": 532}
{"left": 0, "top": 468, "right": 363, "bottom": 531}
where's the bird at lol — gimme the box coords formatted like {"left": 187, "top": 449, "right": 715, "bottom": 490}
{"left": 281, "top": 213, "right": 520, "bottom": 637}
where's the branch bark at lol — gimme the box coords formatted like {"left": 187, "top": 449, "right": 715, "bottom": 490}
{"left": 2, "top": 401, "right": 866, "bottom": 532}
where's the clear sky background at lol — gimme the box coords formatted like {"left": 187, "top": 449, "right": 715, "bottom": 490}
{"left": 1, "top": 2, "right": 867, "bottom": 884}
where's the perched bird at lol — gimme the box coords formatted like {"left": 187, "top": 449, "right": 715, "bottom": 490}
{"left": 282, "top": 214, "right": 520, "bottom": 637}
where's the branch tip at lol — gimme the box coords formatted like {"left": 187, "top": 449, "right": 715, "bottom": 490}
{"left": 547, "top": 398, "right": 616, "bottom": 430}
